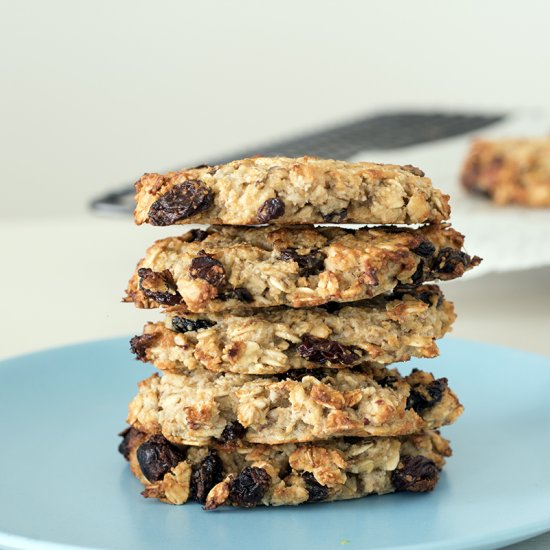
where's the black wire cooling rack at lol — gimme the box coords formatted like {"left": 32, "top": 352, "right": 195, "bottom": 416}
{"left": 90, "top": 111, "right": 504, "bottom": 215}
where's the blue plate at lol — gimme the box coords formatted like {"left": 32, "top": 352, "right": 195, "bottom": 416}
{"left": 1, "top": 338, "right": 549, "bottom": 550}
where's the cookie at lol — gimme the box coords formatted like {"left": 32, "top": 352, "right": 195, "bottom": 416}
{"left": 124, "top": 224, "right": 480, "bottom": 313}
{"left": 127, "top": 366, "right": 462, "bottom": 446}
{"left": 461, "top": 137, "right": 550, "bottom": 206}
{"left": 119, "top": 427, "right": 450, "bottom": 507}
{"left": 134, "top": 157, "right": 451, "bottom": 226}
{"left": 130, "top": 285, "right": 455, "bottom": 375}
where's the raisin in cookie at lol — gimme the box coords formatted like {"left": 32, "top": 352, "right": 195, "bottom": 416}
{"left": 119, "top": 427, "right": 450, "bottom": 507}
{"left": 124, "top": 225, "right": 480, "bottom": 313}
{"left": 127, "top": 366, "right": 462, "bottom": 446}
{"left": 462, "top": 137, "right": 550, "bottom": 206}
{"left": 130, "top": 285, "right": 455, "bottom": 375}
{"left": 134, "top": 157, "right": 451, "bottom": 226}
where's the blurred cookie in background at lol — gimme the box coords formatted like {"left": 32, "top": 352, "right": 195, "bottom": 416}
{"left": 461, "top": 137, "right": 550, "bottom": 206}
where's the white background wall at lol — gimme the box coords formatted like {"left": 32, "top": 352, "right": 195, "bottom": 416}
{"left": 2, "top": 0, "right": 550, "bottom": 219}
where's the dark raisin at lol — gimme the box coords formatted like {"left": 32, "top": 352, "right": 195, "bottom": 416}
{"left": 390, "top": 284, "right": 412, "bottom": 300}
{"left": 321, "top": 302, "right": 343, "bottom": 314}
{"left": 401, "top": 164, "right": 425, "bottom": 177}
{"left": 130, "top": 333, "right": 156, "bottom": 362}
{"left": 298, "top": 334, "right": 360, "bottom": 365}
{"left": 470, "top": 186, "right": 492, "bottom": 199}
{"left": 191, "top": 164, "right": 209, "bottom": 169}
{"left": 136, "top": 435, "right": 186, "bottom": 482}
{"left": 412, "top": 240, "right": 436, "bottom": 258}
{"left": 189, "top": 252, "right": 226, "bottom": 288}
{"left": 321, "top": 208, "right": 348, "bottom": 223}
{"left": 187, "top": 228, "right": 209, "bottom": 242}
{"left": 172, "top": 316, "right": 216, "bottom": 333}
{"left": 406, "top": 378, "right": 448, "bottom": 413}
{"left": 391, "top": 284, "right": 443, "bottom": 307}
{"left": 432, "top": 248, "right": 470, "bottom": 275}
{"left": 410, "top": 260, "right": 425, "bottom": 285}
{"left": 278, "top": 463, "right": 292, "bottom": 481}
{"left": 219, "top": 287, "right": 254, "bottom": 303}
{"left": 190, "top": 451, "right": 224, "bottom": 504}
{"left": 257, "top": 197, "right": 285, "bottom": 223}
{"left": 148, "top": 180, "right": 214, "bottom": 225}
{"left": 461, "top": 157, "right": 481, "bottom": 190}
{"left": 229, "top": 466, "right": 271, "bottom": 507}
{"left": 493, "top": 155, "right": 504, "bottom": 167}
{"left": 391, "top": 455, "right": 439, "bottom": 492}
{"left": 407, "top": 389, "right": 427, "bottom": 412}
{"left": 275, "top": 368, "right": 326, "bottom": 382}
{"left": 379, "top": 375, "right": 398, "bottom": 388}
{"left": 375, "top": 225, "right": 409, "bottom": 234}
{"left": 138, "top": 267, "right": 182, "bottom": 306}
{"left": 302, "top": 472, "right": 329, "bottom": 502}
{"left": 423, "top": 288, "right": 443, "bottom": 307}
{"left": 118, "top": 427, "right": 141, "bottom": 461}
{"left": 279, "top": 248, "right": 326, "bottom": 277}
{"left": 363, "top": 266, "right": 379, "bottom": 286}
{"left": 342, "top": 436, "right": 364, "bottom": 444}
{"left": 219, "top": 421, "right": 247, "bottom": 443}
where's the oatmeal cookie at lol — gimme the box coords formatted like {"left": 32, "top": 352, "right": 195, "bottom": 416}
{"left": 124, "top": 224, "right": 480, "bottom": 313}
{"left": 461, "top": 137, "right": 550, "bottom": 206}
{"left": 119, "top": 427, "right": 450, "bottom": 507}
{"left": 127, "top": 366, "right": 462, "bottom": 446}
{"left": 130, "top": 285, "right": 455, "bottom": 375}
{"left": 134, "top": 157, "right": 450, "bottom": 226}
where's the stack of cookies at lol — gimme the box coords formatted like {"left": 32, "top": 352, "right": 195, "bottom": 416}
{"left": 119, "top": 157, "right": 480, "bottom": 509}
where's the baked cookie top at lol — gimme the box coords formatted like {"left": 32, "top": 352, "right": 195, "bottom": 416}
{"left": 461, "top": 137, "right": 550, "bottom": 206}
{"left": 130, "top": 285, "right": 455, "bottom": 375}
{"left": 134, "top": 157, "right": 451, "bottom": 226}
{"left": 120, "top": 427, "right": 450, "bottom": 507}
{"left": 127, "top": 365, "right": 463, "bottom": 446}
{"left": 124, "top": 224, "right": 480, "bottom": 313}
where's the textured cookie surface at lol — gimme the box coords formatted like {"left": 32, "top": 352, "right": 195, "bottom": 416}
{"left": 134, "top": 157, "right": 450, "bottom": 226}
{"left": 124, "top": 224, "right": 480, "bottom": 313}
{"left": 131, "top": 285, "right": 455, "bottom": 375}
{"left": 461, "top": 138, "right": 550, "bottom": 206}
{"left": 127, "top": 366, "right": 462, "bottom": 446}
{"left": 119, "top": 427, "right": 450, "bottom": 507}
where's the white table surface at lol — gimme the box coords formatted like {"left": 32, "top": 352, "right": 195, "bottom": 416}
{"left": 2, "top": 1, "right": 550, "bottom": 547}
